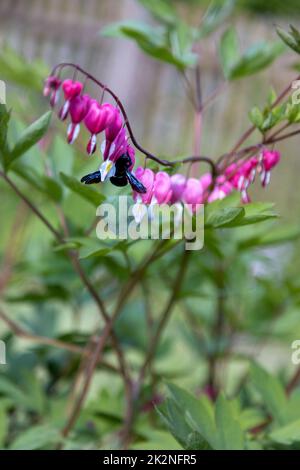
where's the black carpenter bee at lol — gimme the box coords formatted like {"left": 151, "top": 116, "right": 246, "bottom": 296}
{"left": 81, "top": 153, "right": 146, "bottom": 194}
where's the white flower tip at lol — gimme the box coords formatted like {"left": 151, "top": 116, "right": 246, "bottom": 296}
{"left": 99, "top": 160, "right": 115, "bottom": 182}
{"left": 132, "top": 203, "right": 147, "bottom": 224}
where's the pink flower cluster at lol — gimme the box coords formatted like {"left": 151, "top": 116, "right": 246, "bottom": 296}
{"left": 132, "top": 149, "right": 280, "bottom": 212}
{"left": 132, "top": 168, "right": 209, "bottom": 216}
{"left": 44, "top": 75, "right": 280, "bottom": 209}
{"left": 220, "top": 150, "right": 281, "bottom": 203}
{"left": 43, "top": 75, "right": 134, "bottom": 165}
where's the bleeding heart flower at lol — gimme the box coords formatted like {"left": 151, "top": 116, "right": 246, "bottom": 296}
{"left": 67, "top": 94, "right": 91, "bottom": 144}
{"left": 43, "top": 76, "right": 61, "bottom": 107}
{"left": 182, "top": 178, "right": 204, "bottom": 212}
{"left": 131, "top": 170, "right": 172, "bottom": 223}
{"left": 84, "top": 101, "right": 112, "bottom": 155}
{"left": 199, "top": 173, "right": 213, "bottom": 192}
{"left": 260, "top": 149, "right": 281, "bottom": 186}
{"left": 170, "top": 174, "right": 186, "bottom": 204}
{"left": 223, "top": 157, "right": 259, "bottom": 203}
{"left": 103, "top": 108, "right": 123, "bottom": 160}
{"left": 208, "top": 180, "right": 233, "bottom": 202}
{"left": 152, "top": 172, "right": 172, "bottom": 205}
{"left": 237, "top": 157, "right": 259, "bottom": 190}
{"left": 98, "top": 128, "right": 129, "bottom": 180}
{"left": 132, "top": 168, "right": 155, "bottom": 223}
{"left": 133, "top": 168, "right": 155, "bottom": 205}
{"left": 59, "top": 79, "right": 83, "bottom": 120}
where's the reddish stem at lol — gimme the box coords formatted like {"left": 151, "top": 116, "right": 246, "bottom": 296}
{"left": 50, "top": 63, "right": 217, "bottom": 176}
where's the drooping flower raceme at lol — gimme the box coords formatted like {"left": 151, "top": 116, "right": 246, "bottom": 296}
{"left": 221, "top": 150, "right": 280, "bottom": 203}
{"left": 44, "top": 71, "right": 146, "bottom": 193}
{"left": 44, "top": 70, "right": 281, "bottom": 209}
{"left": 130, "top": 148, "right": 281, "bottom": 224}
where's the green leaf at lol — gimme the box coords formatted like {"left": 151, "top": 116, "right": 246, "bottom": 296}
{"left": 267, "top": 87, "right": 277, "bottom": 106}
{"left": 169, "top": 22, "right": 197, "bottom": 63}
{"left": 250, "top": 363, "right": 288, "bottom": 425}
{"left": 76, "top": 238, "right": 131, "bottom": 260}
{"left": 239, "top": 408, "right": 266, "bottom": 431}
{"left": 6, "top": 284, "right": 70, "bottom": 303}
{"left": 167, "top": 383, "right": 216, "bottom": 448}
{"left": 0, "top": 46, "right": 48, "bottom": 92}
{"left": 240, "top": 202, "right": 278, "bottom": 225}
{"left": 249, "top": 106, "right": 264, "bottom": 130}
{"left": 79, "top": 246, "right": 111, "bottom": 259}
{"left": 12, "top": 163, "right": 63, "bottom": 202}
{"left": 0, "top": 104, "right": 10, "bottom": 166}
{"left": 8, "top": 111, "right": 52, "bottom": 167}
{"left": 102, "top": 21, "right": 197, "bottom": 69}
{"left": 185, "top": 431, "right": 212, "bottom": 450}
{"left": 277, "top": 25, "right": 300, "bottom": 54}
{"left": 219, "top": 27, "right": 239, "bottom": 79}
{"left": 157, "top": 398, "right": 193, "bottom": 448}
{"left": 239, "top": 224, "right": 300, "bottom": 249}
{"left": 270, "top": 419, "right": 300, "bottom": 446}
{"left": 115, "top": 300, "right": 149, "bottom": 352}
{"left": 205, "top": 198, "right": 277, "bottom": 228}
{"left": 50, "top": 136, "right": 74, "bottom": 178}
{"left": 53, "top": 236, "right": 88, "bottom": 252}
{"left": 286, "top": 102, "right": 300, "bottom": 123}
{"left": 0, "top": 402, "right": 8, "bottom": 448}
{"left": 10, "top": 425, "right": 60, "bottom": 450}
{"left": 261, "top": 111, "right": 281, "bottom": 132}
{"left": 132, "top": 430, "right": 182, "bottom": 450}
{"left": 0, "top": 376, "right": 32, "bottom": 409}
{"left": 215, "top": 394, "right": 244, "bottom": 450}
{"left": 138, "top": 0, "right": 177, "bottom": 25}
{"left": 205, "top": 206, "right": 245, "bottom": 228}
{"left": 229, "top": 42, "right": 284, "bottom": 80}
{"left": 60, "top": 172, "right": 105, "bottom": 207}
{"left": 198, "top": 0, "right": 236, "bottom": 39}
{"left": 22, "top": 373, "right": 46, "bottom": 415}
{"left": 220, "top": 30, "right": 284, "bottom": 81}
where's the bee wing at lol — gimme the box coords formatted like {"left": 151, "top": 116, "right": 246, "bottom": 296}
{"left": 126, "top": 171, "right": 147, "bottom": 193}
{"left": 81, "top": 171, "right": 102, "bottom": 185}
